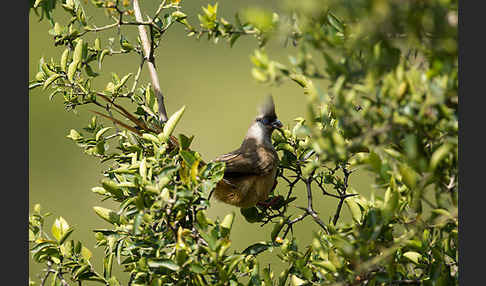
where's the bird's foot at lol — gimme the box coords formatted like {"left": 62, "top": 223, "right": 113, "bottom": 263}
{"left": 257, "top": 196, "right": 284, "bottom": 210}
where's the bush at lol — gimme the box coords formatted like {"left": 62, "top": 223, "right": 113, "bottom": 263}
{"left": 29, "top": 0, "right": 457, "bottom": 285}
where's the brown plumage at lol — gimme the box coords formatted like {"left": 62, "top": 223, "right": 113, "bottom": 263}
{"left": 212, "top": 96, "right": 282, "bottom": 208}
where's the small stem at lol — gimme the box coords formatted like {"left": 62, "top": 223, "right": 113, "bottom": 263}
{"left": 130, "top": 55, "right": 145, "bottom": 94}
{"left": 80, "top": 22, "right": 120, "bottom": 36}
{"left": 282, "top": 213, "right": 307, "bottom": 239}
{"left": 40, "top": 270, "right": 51, "bottom": 286}
{"left": 153, "top": 0, "right": 167, "bottom": 20}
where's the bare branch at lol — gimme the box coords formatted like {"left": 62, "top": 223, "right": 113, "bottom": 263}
{"left": 133, "top": 0, "right": 168, "bottom": 123}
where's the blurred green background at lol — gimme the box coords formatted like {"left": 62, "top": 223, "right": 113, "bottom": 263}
{"left": 29, "top": 1, "right": 372, "bottom": 283}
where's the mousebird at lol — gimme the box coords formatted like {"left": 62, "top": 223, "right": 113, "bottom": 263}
{"left": 90, "top": 94, "right": 283, "bottom": 208}
{"left": 211, "top": 96, "right": 283, "bottom": 208}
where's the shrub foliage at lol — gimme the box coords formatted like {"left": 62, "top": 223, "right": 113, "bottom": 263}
{"left": 29, "top": 0, "right": 457, "bottom": 285}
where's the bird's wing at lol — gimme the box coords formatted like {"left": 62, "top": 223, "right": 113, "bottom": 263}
{"left": 214, "top": 146, "right": 276, "bottom": 177}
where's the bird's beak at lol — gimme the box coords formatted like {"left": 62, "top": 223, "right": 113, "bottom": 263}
{"left": 272, "top": 119, "right": 283, "bottom": 129}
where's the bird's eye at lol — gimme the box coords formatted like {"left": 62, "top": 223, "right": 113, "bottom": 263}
{"left": 261, "top": 117, "right": 275, "bottom": 125}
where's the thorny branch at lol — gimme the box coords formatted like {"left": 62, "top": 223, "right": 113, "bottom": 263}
{"left": 260, "top": 136, "right": 358, "bottom": 240}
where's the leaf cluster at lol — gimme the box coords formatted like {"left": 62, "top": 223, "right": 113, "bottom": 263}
{"left": 29, "top": 0, "right": 458, "bottom": 285}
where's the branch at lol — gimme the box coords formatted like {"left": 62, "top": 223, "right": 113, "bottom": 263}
{"left": 132, "top": 0, "right": 168, "bottom": 123}
{"left": 332, "top": 199, "right": 346, "bottom": 225}
{"left": 41, "top": 268, "right": 52, "bottom": 286}
{"left": 332, "top": 165, "right": 353, "bottom": 225}
{"left": 304, "top": 178, "right": 329, "bottom": 233}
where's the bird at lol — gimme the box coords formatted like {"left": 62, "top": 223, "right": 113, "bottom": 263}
{"left": 211, "top": 96, "right": 283, "bottom": 208}
{"left": 89, "top": 93, "right": 283, "bottom": 208}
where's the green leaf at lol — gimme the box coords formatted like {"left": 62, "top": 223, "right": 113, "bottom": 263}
{"left": 43, "top": 74, "right": 62, "bottom": 90}
{"left": 160, "top": 105, "right": 186, "bottom": 142}
{"left": 34, "top": 204, "right": 41, "bottom": 214}
{"left": 33, "top": 0, "right": 44, "bottom": 8}
{"left": 314, "top": 260, "right": 337, "bottom": 272}
{"left": 178, "top": 134, "right": 194, "bottom": 150}
{"left": 291, "top": 275, "right": 306, "bottom": 286}
{"left": 85, "top": 64, "right": 99, "bottom": 77}
{"left": 251, "top": 68, "right": 268, "bottom": 82}
{"left": 403, "top": 251, "right": 421, "bottom": 264}
{"left": 278, "top": 266, "right": 291, "bottom": 286}
{"left": 147, "top": 258, "right": 181, "bottom": 271}
{"left": 189, "top": 263, "right": 205, "bottom": 274}
{"left": 180, "top": 150, "right": 196, "bottom": 167}
{"left": 196, "top": 210, "right": 213, "bottom": 229}
{"left": 345, "top": 198, "right": 362, "bottom": 223}
{"left": 220, "top": 212, "right": 235, "bottom": 236}
{"left": 51, "top": 217, "right": 70, "bottom": 242}
{"left": 73, "top": 264, "right": 90, "bottom": 279}
{"left": 430, "top": 143, "right": 452, "bottom": 171}
{"left": 99, "top": 49, "right": 109, "bottom": 69}
{"left": 142, "top": 133, "right": 161, "bottom": 144}
{"left": 327, "top": 12, "right": 344, "bottom": 33}
{"left": 120, "top": 35, "right": 134, "bottom": 51}
{"left": 94, "top": 38, "right": 101, "bottom": 51}
{"left": 81, "top": 246, "right": 92, "bottom": 261}
{"left": 67, "top": 61, "right": 79, "bottom": 82}
{"left": 29, "top": 229, "right": 35, "bottom": 242}
{"left": 92, "top": 186, "right": 107, "bottom": 195}
{"left": 366, "top": 151, "right": 382, "bottom": 172}
{"left": 101, "top": 180, "right": 124, "bottom": 199}
{"left": 199, "top": 229, "right": 217, "bottom": 251}
{"left": 271, "top": 218, "right": 285, "bottom": 241}
{"left": 242, "top": 242, "right": 270, "bottom": 256}
{"left": 60, "top": 49, "right": 69, "bottom": 72}
{"left": 382, "top": 187, "right": 399, "bottom": 224}
{"left": 115, "top": 73, "right": 133, "bottom": 91}
{"left": 73, "top": 39, "right": 84, "bottom": 66}
{"left": 93, "top": 206, "right": 120, "bottom": 225}
{"left": 399, "top": 163, "right": 418, "bottom": 189}
{"left": 95, "top": 127, "right": 112, "bottom": 141}
{"left": 133, "top": 212, "right": 144, "bottom": 235}
{"left": 139, "top": 158, "right": 147, "bottom": 180}
{"left": 108, "top": 277, "right": 120, "bottom": 286}
{"left": 171, "top": 11, "right": 187, "bottom": 19}
{"left": 53, "top": 22, "right": 63, "bottom": 35}
{"left": 58, "top": 227, "right": 74, "bottom": 245}
{"left": 230, "top": 33, "right": 240, "bottom": 47}
{"left": 67, "top": 129, "right": 82, "bottom": 140}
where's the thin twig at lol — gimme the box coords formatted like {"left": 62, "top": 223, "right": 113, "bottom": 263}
{"left": 281, "top": 213, "right": 307, "bottom": 239}
{"left": 130, "top": 55, "right": 146, "bottom": 94}
{"left": 40, "top": 269, "right": 51, "bottom": 286}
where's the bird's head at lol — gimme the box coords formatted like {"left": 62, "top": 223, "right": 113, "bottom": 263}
{"left": 255, "top": 96, "right": 283, "bottom": 132}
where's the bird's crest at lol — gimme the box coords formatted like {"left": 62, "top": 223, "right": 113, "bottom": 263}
{"left": 257, "top": 95, "right": 277, "bottom": 119}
